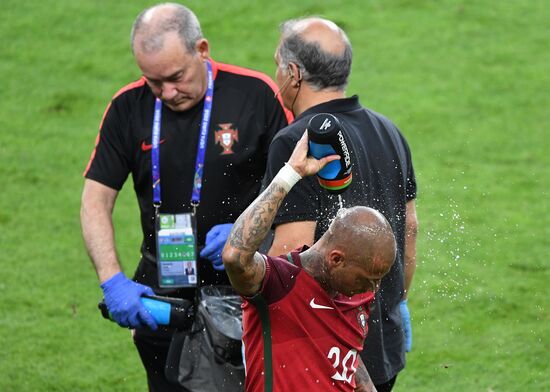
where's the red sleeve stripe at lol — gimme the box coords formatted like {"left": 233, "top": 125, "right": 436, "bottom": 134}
{"left": 210, "top": 59, "right": 294, "bottom": 124}
{"left": 83, "top": 78, "right": 147, "bottom": 176}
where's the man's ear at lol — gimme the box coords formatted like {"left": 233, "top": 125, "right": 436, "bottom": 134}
{"left": 195, "top": 38, "right": 210, "bottom": 59}
{"left": 288, "top": 62, "right": 302, "bottom": 85}
{"left": 328, "top": 249, "right": 345, "bottom": 268}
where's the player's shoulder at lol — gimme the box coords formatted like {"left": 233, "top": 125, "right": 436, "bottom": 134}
{"left": 260, "top": 253, "right": 303, "bottom": 301}
{"left": 266, "top": 252, "right": 306, "bottom": 282}
{"left": 267, "top": 252, "right": 298, "bottom": 266}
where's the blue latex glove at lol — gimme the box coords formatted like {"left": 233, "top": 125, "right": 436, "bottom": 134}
{"left": 200, "top": 223, "right": 234, "bottom": 271}
{"left": 400, "top": 299, "right": 412, "bottom": 352}
{"left": 100, "top": 272, "right": 158, "bottom": 330}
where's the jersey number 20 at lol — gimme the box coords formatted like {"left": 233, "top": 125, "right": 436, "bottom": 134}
{"left": 328, "top": 347, "right": 358, "bottom": 383}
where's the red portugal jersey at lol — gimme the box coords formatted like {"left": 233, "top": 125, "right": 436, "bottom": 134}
{"left": 242, "top": 249, "right": 374, "bottom": 391}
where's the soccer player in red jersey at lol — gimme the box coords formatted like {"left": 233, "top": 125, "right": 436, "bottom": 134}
{"left": 223, "top": 132, "right": 397, "bottom": 391}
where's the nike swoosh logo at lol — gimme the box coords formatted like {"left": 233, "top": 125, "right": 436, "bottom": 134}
{"left": 141, "top": 139, "right": 165, "bottom": 151}
{"left": 309, "top": 298, "right": 334, "bottom": 310}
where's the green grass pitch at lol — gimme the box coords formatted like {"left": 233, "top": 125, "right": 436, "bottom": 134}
{"left": 0, "top": 0, "right": 548, "bottom": 390}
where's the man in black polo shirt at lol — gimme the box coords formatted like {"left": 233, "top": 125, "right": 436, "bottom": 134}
{"left": 80, "top": 3, "right": 291, "bottom": 391}
{"left": 262, "top": 17, "right": 418, "bottom": 392}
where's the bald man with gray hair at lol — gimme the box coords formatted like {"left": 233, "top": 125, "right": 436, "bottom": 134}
{"left": 131, "top": 3, "right": 203, "bottom": 54}
{"left": 263, "top": 17, "right": 418, "bottom": 392}
{"left": 277, "top": 18, "right": 352, "bottom": 92}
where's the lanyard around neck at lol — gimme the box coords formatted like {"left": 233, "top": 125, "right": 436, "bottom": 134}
{"left": 151, "top": 59, "right": 214, "bottom": 214}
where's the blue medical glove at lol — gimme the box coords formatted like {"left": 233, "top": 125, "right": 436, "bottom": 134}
{"left": 400, "top": 299, "right": 412, "bottom": 352}
{"left": 200, "top": 223, "right": 233, "bottom": 271}
{"left": 100, "top": 272, "right": 158, "bottom": 330}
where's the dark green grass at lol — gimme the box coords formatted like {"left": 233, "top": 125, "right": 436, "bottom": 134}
{"left": 1, "top": 0, "right": 548, "bottom": 390}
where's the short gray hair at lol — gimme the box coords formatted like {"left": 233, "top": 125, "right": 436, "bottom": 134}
{"left": 131, "top": 3, "right": 203, "bottom": 54}
{"left": 278, "top": 19, "right": 352, "bottom": 91}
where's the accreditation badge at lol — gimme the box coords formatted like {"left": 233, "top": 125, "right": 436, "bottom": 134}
{"left": 156, "top": 213, "right": 198, "bottom": 288}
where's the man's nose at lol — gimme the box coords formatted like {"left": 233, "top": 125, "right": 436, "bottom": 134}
{"left": 161, "top": 82, "right": 178, "bottom": 100}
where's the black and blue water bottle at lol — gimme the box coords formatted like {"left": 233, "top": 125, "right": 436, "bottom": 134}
{"left": 99, "top": 295, "right": 193, "bottom": 330}
{"left": 307, "top": 113, "right": 353, "bottom": 194}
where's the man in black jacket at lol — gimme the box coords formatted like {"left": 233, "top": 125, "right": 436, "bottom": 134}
{"left": 262, "top": 16, "right": 418, "bottom": 392}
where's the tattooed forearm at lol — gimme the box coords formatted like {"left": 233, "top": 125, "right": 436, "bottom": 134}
{"left": 354, "top": 356, "right": 377, "bottom": 392}
{"left": 228, "top": 181, "right": 287, "bottom": 254}
{"left": 223, "top": 176, "right": 292, "bottom": 295}
{"left": 229, "top": 219, "right": 245, "bottom": 249}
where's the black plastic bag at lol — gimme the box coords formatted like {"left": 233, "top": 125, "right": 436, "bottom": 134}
{"left": 165, "top": 286, "right": 245, "bottom": 392}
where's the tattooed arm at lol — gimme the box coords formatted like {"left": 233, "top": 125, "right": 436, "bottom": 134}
{"left": 222, "top": 179, "right": 288, "bottom": 296}
{"left": 222, "top": 131, "right": 339, "bottom": 296}
{"left": 354, "top": 356, "right": 377, "bottom": 392}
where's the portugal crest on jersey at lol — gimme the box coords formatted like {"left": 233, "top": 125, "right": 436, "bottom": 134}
{"left": 215, "top": 123, "right": 239, "bottom": 155}
{"left": 357, "top": 306, "right": 368, "bottom": 336}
